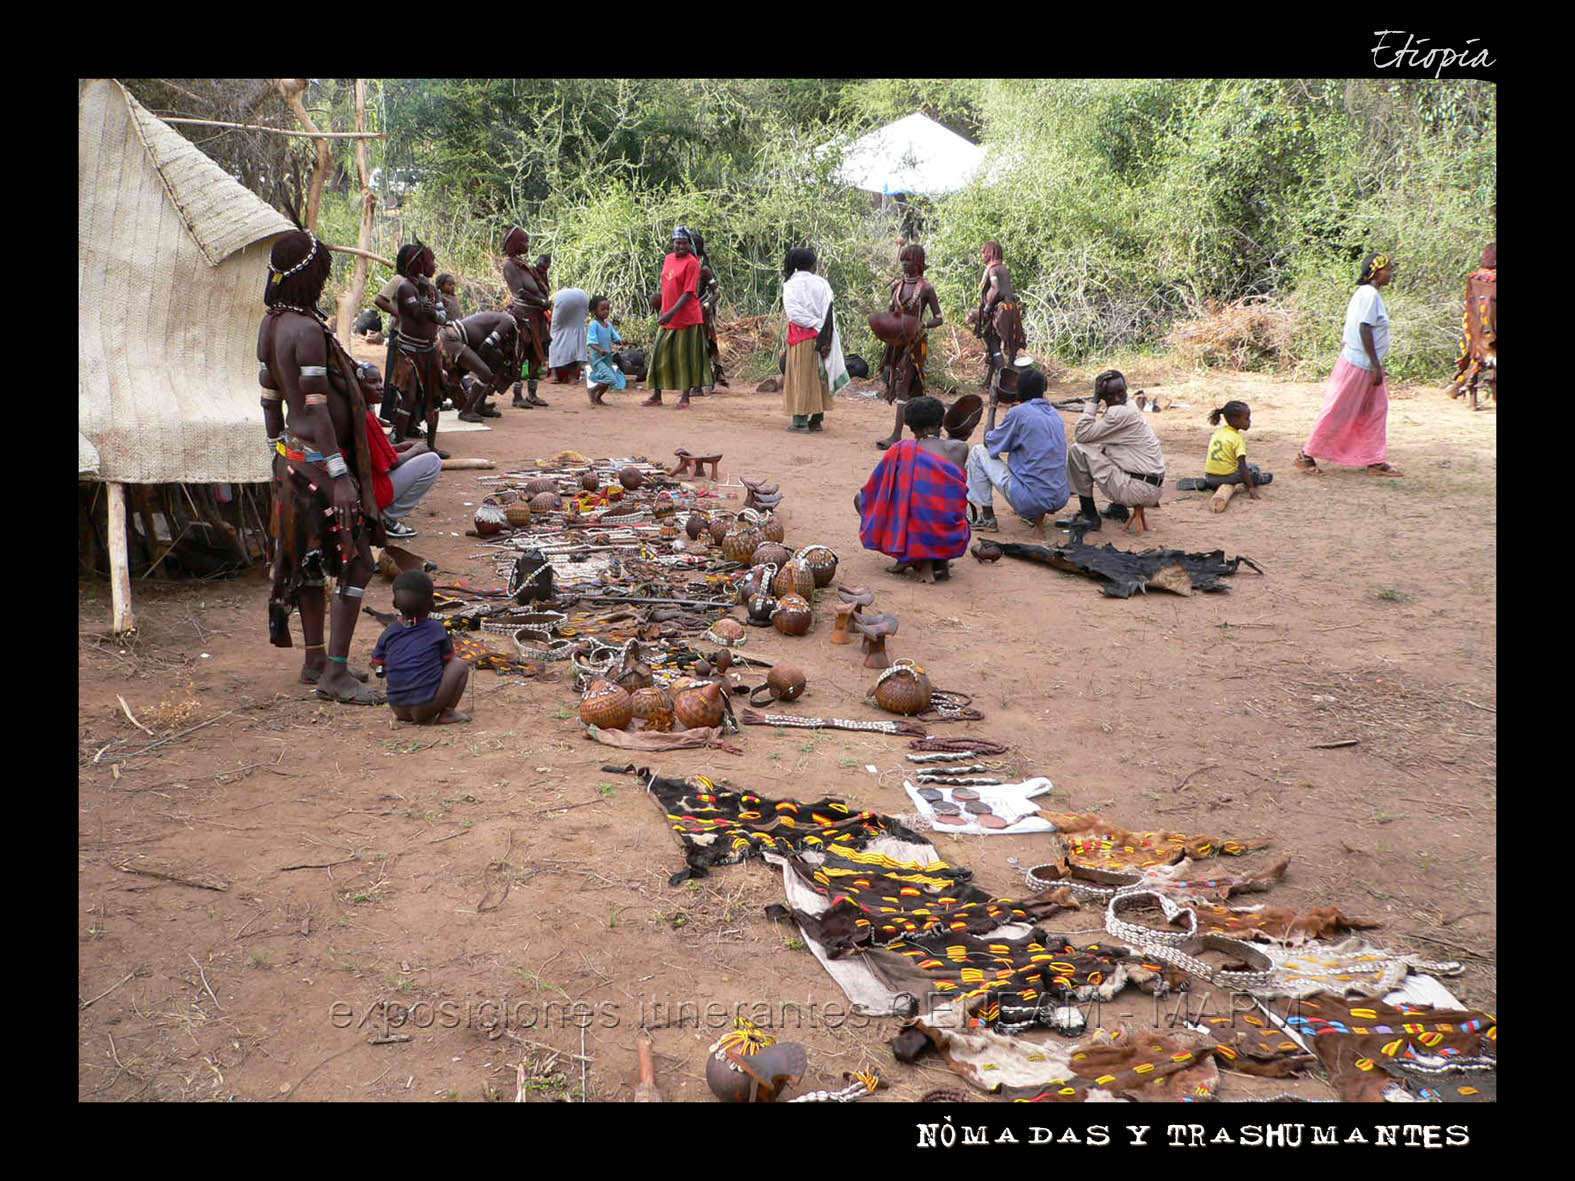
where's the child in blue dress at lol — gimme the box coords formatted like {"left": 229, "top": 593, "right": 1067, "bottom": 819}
{"left": 586, "top": 295, "right": 626, "bottom": 407}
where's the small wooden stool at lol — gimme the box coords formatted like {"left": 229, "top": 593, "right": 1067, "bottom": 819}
{"left": 671, "top": 449, "right": 722, "bottom": 480}
{"left": 1123, "top": 506, "right": 1152, "bottom": 536}
{"left": 830, "top": 601, "right": 858, "bottom": 644}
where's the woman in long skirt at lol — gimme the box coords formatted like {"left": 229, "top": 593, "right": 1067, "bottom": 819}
{"left": 1297, "top": 252, "right": 1403, "bottom": 476}
{"left": 643, "top": 227, "right": 712, "bottom": 409}
{"left": 781, "top": 248, "right": 848, "bottom": 431}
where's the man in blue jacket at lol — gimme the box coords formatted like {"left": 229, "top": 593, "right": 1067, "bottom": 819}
{"left": 965, "top": 368, "right": 1069, "bottom": 532}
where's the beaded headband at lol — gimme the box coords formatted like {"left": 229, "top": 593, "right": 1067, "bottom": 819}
{"left": 269, "top": 231, "right": 320, "bottom": 285}
{"left": 1369, "top": 252, "right": 1392, "bottom": 273}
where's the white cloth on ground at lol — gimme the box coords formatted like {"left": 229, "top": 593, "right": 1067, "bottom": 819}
{"left": 902, "top": 776, "right": 1055, "bottom": 835}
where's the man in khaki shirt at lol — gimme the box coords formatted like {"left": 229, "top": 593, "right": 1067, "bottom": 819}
{"left": 1060, "top": 369, "right": 1165, "bottom": 531}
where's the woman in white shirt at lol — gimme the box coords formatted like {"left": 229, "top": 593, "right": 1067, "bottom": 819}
{"left": 781, "top": 248, "right": 849, "bottom": 432}
{"left": 1295, "top": 253, "right": 1403, "bottom": 477}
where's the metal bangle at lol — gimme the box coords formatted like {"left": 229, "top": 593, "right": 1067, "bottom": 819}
{"left": 325, "top": 454, "right": 349, "bottom": 478}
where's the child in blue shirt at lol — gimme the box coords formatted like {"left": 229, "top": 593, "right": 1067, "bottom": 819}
{"left": 371, "top": 571, "right": 471, "bottom": 724}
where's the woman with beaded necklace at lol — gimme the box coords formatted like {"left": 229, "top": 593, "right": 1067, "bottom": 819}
{"left": 876, "top": 243, "right": 942, "bottom": 450}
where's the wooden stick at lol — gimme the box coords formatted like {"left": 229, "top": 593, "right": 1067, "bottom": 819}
{"left": 578, "top": 595, "right": 730, "bottom": 610}
{"left": 278, "top": 80, "right": 330, "bottom": 233}
{"left": 634, "top": 1029, "right": 663, "bottom": 1101}
{"left": 80, "top": 968, "right": 141, "bottom": 1010}
{"left": 117, "top": 695, "right": 155, "bottom": 736}
{"left": 119, "top": 708, "right": 238, "bottom": 758}
{"left": 278, "top": 857, "right": 360, "bottom": 872}
{"left": 441, "top": 458, "right": 495, "bottom": 470}
{"left": 161, "top": 117, "right": 386, "bottom": 139}
{"left": 189, "top": 953, "right": 224, "bottom": 1011}
{"left": 326, "top": 244, "right": 396, "bottom": 269}
{"left": 1210, "top": 482, "right": 1239, "bottom": 513}
{"left": 335, "top": 79, "right": 377, "bottom": 352}
{"left": 1309, "top": 739, "right": 1360, "bottom": 749}
{"left": 106, "top": 483, "right": 136, "bottom": 634}
{"left": 116, "top": 864, "right": 230, "bottom": 892}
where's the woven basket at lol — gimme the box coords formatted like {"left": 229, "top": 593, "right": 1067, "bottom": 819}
{"left": 872, "top": 659, "right": 932, "bottom": 715}
{"left": 772, "top": 559, "right": 816, "bottom": 600}
{"left": 795, "top": 545, "right": 839, "bottom": 588}
{"left": 721, "top": 524, "right": 764, "bottom": 564}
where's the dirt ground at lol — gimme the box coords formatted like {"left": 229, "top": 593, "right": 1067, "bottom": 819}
{"left": 77, "top": 350, "right": 1495, "bottom": 1102}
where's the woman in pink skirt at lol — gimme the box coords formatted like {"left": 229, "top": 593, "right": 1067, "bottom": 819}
{"left": 1296, "top": 253, "right": 1403, "bottom": 477}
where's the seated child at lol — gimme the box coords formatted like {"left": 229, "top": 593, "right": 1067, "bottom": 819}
{"left": 854, "top": 396, "right": 971, "bottom": 583}
{"left": 370, "top": 570, "right": 472, "bottom": 724}
{"left": 1176, "top": 400, "right": 1273, "bottom": 497}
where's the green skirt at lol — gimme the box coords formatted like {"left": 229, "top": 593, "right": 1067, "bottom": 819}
{"left": 648, "top": 323, "right": 713, "bottom": 391}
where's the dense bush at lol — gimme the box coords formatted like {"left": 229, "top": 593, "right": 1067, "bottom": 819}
{"left": 927, "top": 79, "right": 1495, "bottom": 379}
{"left": 161, "top": 78, "right": 1492, "bottom": 382}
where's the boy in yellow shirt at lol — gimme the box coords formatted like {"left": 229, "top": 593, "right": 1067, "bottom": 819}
{"left": 1176, "top": 401, "right": 1271, "bottom": 496}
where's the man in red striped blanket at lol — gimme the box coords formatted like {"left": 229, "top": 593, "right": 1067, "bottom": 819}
{"left": 855, "top": 397, "right": 971, "bottom": 583}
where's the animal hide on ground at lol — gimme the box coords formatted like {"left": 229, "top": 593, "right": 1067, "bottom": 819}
{"left": 995, "top": 540, "right": 1263, "bottom": 598}
{"left": 1270, "top": 992, "right": 1495, "bottom": 1103}
{"left": 907, "top": 1022, "right": 1222, "bottom": 1102}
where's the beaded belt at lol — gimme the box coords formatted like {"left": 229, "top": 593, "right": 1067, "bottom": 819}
{"left": 1106, "top": 888, "right": 1197, "bottom": 948}
{"left": 276, "top": 438, "right": 327, "bottom": 464}
{"left": 1104, "top": 889, "right": 1275, "bottom": 993}
{"left": 395, "top": 331, "right": 437, "bottom": 354}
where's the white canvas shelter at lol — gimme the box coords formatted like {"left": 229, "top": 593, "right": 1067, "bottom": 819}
{"left": 79, "top": 78, "right": 295, "bottom": 631}
{"left": 831, "top": 113, "right": 986, "bottom": 197}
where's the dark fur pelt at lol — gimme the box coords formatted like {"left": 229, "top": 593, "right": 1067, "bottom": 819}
{"left": 995, "top": 540, "right": 1264, "bottom": 598}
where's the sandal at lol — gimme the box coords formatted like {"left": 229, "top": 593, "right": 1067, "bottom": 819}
{"left": 1293, "top": 451, "right": 1322, "bottom": 475}
{"left": 300, "top": 663, "right": 370, "bottom": 685}
{"left": 313, "top": 680, "right": 386, "bottom": 706}
{"left": 1368, "top": 463, "right": 1404, "bottom": 477}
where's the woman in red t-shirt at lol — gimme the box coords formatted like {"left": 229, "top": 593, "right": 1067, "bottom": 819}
{"left": 642, "top": 227, "right": 713, "bottom": 409}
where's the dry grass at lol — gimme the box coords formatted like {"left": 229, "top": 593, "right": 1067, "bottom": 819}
{"left": 141, "top": 686, "right": 204, "bottom": 732}
{"left": 1166, "top": 296, "right": 1309, "bottom": 373}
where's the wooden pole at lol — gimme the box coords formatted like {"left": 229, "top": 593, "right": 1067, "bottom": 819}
{"left": 1210, "top": 482, "right": 1240, "bottom": 513}
{"left": 161, "top": 117, "right": 386, "bottom": 140}
{"left": 325, "top": 244, "right": 395, "bottom": 269}
{"left": 336, "top": 80, "right": 377, "bottom": 353}
{"left": 278, "top": 79, "right": 331, "bottom": 233}
{"left": 106, "top": 483, "right": 136, "bottom": 634}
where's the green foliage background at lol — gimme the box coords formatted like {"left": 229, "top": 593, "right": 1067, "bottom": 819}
{"left": 165, "top": 77, "right": 1492, "bottom": 381}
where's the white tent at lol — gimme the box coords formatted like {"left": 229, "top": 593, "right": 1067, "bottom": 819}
{"left": 79, "top": 78, "right": 295, "bottom": 631}
{"left": 831, "top": 113, "right": 986, "bottom": 197}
